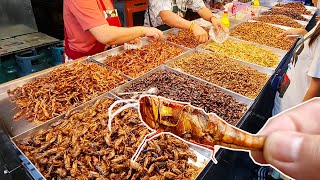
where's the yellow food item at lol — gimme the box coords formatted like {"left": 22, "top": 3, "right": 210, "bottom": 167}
{"left": 203, "top": 39, "right": 280, "bottom": 68}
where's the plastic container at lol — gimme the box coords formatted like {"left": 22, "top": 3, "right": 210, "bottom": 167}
{"left": 50, "top": 43, "right": 64, "bottom": 66}
{"left": 1, "top": 55, "right": 19, "bottom": 82}
{"left": 220, "top": 10, "right": 230, "bottom": 28}
{"left": 209, "top": 27, "right": 230, "bottom": 43}
{"left": 15, "top": 49, "right": 49, "bottom": 77}
{"left": 0, "top": 61, "right": 6, "bottom": 84}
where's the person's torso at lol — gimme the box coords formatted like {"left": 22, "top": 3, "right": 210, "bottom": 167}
{"left": 145, "top": 0, "right": 192, "bottom": 27}
{"left": 64, "top": 0, "right": 103, "bottom": 53}
{"left": 273, "top": 26, "right": 319, "bottom": 115}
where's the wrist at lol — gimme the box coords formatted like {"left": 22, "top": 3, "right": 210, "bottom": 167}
{"left": 189, "top": 22, "right": 195, "bottom": 31}
{"left": 210, "top": 15, "right": 217, "bottom": 22}
{"left": 138, "top": 27, "right": 145, "bottom": 36}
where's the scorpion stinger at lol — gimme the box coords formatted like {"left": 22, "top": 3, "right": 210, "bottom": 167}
{"left": 108, "top": 99, "right": 139, "bottom": 131}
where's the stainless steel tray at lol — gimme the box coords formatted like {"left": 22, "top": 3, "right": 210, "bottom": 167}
{"left": 0, "top": 59, "right": 129, "bottom": 137}
{"left": 248, "top": 18, "right": 308, "bottom": 29}
{"left": 11, "top": 92, "right": 212, "bottom": 180}
{"left": 111, "top": 65, "right": 253, "bottom": 109}
{"left": 228, "top": 22, "right": 289, "bottom": 55}
{"left": 199, "top": 37, "right": 286, "bottom": 75}
{"left": 11, "top": 92, "right": 118, "bottom": 180}
{"left": 164, "top": 49, "right": 271, "bottom": 99}
{"left": 90, "top": 38, "right": 190, "bottom": 63}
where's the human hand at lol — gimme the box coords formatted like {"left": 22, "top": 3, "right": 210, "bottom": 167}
{"left": 141, "top": 27, "right": 164, "bottom": 41}
{"left": 277, "top": 28, "right": 307, "bottom": 39}
{"left": 128, "top": 37, "right": 142, "bottom": 44}
{"left": 250, "top": 98, "right": 320, "bottom": 180}
{"left": 192, "top": 24, "right": 209, "bottom": 43}
{"left": 210, "top": 16, "right": 225, "bottom": 31}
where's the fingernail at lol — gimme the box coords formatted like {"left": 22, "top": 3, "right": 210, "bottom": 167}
{"left": 266, "top": 132, "right": 303, "bottom": 162}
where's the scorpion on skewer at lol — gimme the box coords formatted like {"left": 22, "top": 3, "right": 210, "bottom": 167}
{"left": 108, "top": 95, "right": 266, "bottom": 163}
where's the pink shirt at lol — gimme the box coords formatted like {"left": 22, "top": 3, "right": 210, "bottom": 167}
{"left": 63, "top": 0, "right": 109, "bottom": 53}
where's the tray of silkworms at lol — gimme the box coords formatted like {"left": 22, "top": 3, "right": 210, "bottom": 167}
{"left": 90, "top": 39, "right": 189, "bottom": 78}
{"left": 12, "top": 92, "right": 213, "bottom": 180}
{"left": 199, "top": 37, "right": 286, "bottom": 73}
{"left": 0, "top": 60, "right": 128, "bottom": 137}
{"left": 112, "top": 65, "right": 253, "bottom": 126}
{"left": 166, "top": 49, "right": 270, "bottom": 99}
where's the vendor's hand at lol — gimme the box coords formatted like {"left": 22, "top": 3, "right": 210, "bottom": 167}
{"left": 192, "top": 24, "right": 209, "bottom": 43}
{"left": 141, "top": 27, "right": 164, "bottom": 41}
{"left": 211, "top": 16, "right": 225, "bottom": 31}
{"left": 128, "top": 37, "right": 142, "bottom": 44}
{"left": 250, "top": 98, "right": 320, "bottom": 180}
{"left": 277, "top": 28, "right": 307, "bottom": 39}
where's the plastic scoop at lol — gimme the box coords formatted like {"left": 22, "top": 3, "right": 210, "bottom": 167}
{"left": 209, "top": 26, "right": 229, "bottom": 44}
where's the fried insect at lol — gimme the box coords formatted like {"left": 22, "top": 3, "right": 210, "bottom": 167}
{"left": 120, "top": 69, "right": 247, "bottom": 125}
{"left": 275, "top": 2, "right": 312, "bottom": 15}
{"left": 203, "top": 39, "right": 280, "bottom": 68}
{"left": 137, "top": 96, "right": 265, "bottom": 151}
{"left": 18, "top": 97, "right": 202, "bottom": 179}
{"left": 167, "top": 29, "right": 209, "bottom": 48}
{"left": 230, "top": 22, "right": 296, "bottom": 50}
{"left": 169, "top": 52, "right": 268, "bottom": 98}
{"left": 8, "top": 62, "right": 126, "bottom": 123}
{"left": 253, "top": 15, "right": 304, "bottom": 28}
{"left": 134, "top": 135, "right": 201, "bottom": 180}
{"left": 104, "top": 41, "right": 184, "bottom": 78}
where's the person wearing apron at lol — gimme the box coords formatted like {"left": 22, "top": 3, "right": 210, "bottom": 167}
{"left": 144, "top": 0, "right": 224, "bottom": 42}
{"left": 64, "top": 0, "right": 164, "bottom": 62}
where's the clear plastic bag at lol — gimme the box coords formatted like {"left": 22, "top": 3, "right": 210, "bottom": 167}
{"left": 209, "top": 27, "right": 230, "bottom": 44}
{"left": 124, "top": 39, "right": 143, "bottom": 50}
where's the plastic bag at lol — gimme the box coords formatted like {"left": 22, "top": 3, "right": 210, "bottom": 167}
{"left": 209, "top": 27, "right": 229, "bottom": 44}
{"left": 124, "top": 38, "right": 143, "bottom": 50}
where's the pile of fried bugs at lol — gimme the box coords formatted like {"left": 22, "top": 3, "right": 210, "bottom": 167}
{"left": 18, "top": 97, "right": 202, "bottom": 179}
{"left": 8, "top": 62, "right": 126, "bottom": 123}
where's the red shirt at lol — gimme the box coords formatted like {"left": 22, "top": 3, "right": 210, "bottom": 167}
{"left": 64, "top": 0, "right": 112, "bottom": 54}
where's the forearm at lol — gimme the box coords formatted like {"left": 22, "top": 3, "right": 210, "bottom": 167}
{"left": 159, "top": 11, "right": 192, "bottom": 29}
{"left": 90, "top": 25, "right": 144, "bottom": 45}
{"left": 303, "top": 78, "right": 320, "bottom": 101}
{"left": 197, "top": 7, "right": 215, "bottom": 22}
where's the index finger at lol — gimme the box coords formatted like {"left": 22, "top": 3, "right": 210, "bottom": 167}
{"left": 258, "top": 98, "right": 320, "bottom": 136}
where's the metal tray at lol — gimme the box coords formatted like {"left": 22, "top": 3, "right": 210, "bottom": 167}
{"left": 90, "top": 38, "right": 190, "bottom": 63}
{"left": 0, "top": 59, "right": 129, "bottom": 137}
{"left": 11, "top": 92, "right": 118, "bottom": 180}
{"left": 249, "top": 17, "right": 308, "bottom": 28}
{"left": 111, "top": 65, "right": 253, "bottom": 109}
{"left": 167, "top": 48, "right": 271, "bottom": 78}
{"left": 90, "top": 39, "right": 189, "bottom": 79}
{"left": 199, "top": 37, "right": 286, "bottom": 74}
{"left": 11, "top": 92, "right": 212, "bottom": 180}
{"left": 229, "top": 23, "right": 291, "bottom": 54}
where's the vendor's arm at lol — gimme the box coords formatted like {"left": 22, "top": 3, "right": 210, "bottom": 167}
{"left": 89, "top": 25, "right": 163, "bottom": 45}
{"left": 69, "top": 0, "right": 163, "bottom": 46}
{"left": 303, "top": 78, "right": 320, "bottom": 101}
{"left": 197, "top": 7, "right": 224, "bottom": 30}
{"left": 159, "top": 11, "right": 208, "bottom": 42}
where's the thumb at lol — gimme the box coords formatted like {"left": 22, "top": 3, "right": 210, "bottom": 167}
{"left": 264, "top": 131, "right": 320, "bottom": 180}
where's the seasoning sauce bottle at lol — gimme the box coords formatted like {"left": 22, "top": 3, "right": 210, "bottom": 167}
{"left": 220, "top": 10, "right": 230, "bottom": 28}
{"left": 253, "top": 0, "right": 260, "bottom": 6}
